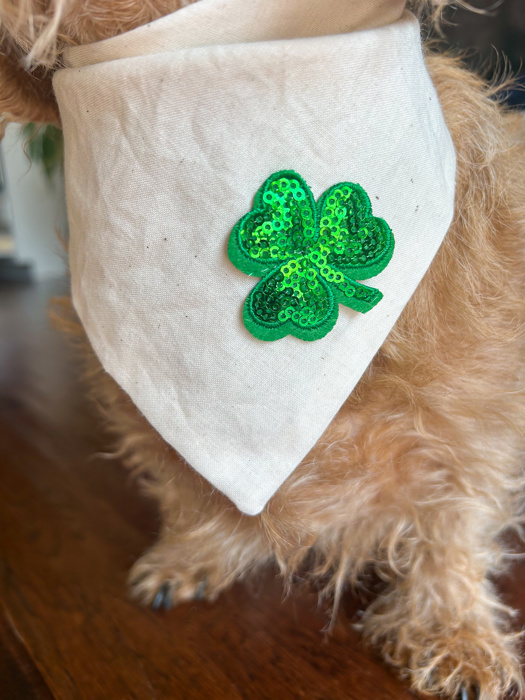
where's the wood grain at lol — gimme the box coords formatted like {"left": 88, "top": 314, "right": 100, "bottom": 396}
{"left": 0, "top": 279, "right": 523, "bottom": 700}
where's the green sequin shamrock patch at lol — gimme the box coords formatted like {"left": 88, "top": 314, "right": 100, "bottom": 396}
{"left": 228, "top": 170, "right": 395, "bottom": 341}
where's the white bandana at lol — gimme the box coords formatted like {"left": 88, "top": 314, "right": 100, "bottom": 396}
{"left": 53, "top": 0, "right": 456, "bottom": 515}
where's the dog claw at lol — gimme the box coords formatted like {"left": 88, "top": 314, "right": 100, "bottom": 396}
{"left": 195, "top": 578, "right": 207, "bottom": 600}
{"left": 459, "top": 686, "right": 479, "bottom": 700}
{"left": 144, "top": 573, "right": 208, "bottom": 609}
{"left": 152, "top": 582, "right": 172, "bottom": 611}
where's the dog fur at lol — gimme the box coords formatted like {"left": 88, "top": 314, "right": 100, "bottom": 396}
{"left": 1, "top": 1, "right": 524, "bottom": 698}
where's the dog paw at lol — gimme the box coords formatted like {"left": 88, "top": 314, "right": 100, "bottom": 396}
{"left": 404, "top": 629, "right": 523, "bottom": 700}
{"left": 128, "top": 544, "right": 223, "bottom": 609}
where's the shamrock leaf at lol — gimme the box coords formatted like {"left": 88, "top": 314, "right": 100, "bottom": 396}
{"left": 228, "top": 170, "right": 394, "bottom": 341}
{"left": 228, "top": 171, "right": 317, "bottom": 276}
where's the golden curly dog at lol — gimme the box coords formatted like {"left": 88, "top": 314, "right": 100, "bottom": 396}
{"left": 1, "top": 1, "right": 524, "bottom": 697}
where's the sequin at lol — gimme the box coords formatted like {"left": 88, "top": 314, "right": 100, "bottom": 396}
{"left": 227, "top": 170, "right": 395, "bottom": 341}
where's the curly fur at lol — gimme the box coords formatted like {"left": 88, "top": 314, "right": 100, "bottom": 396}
{"left": 2, "top": 2, "right": 525, "bottom": 698}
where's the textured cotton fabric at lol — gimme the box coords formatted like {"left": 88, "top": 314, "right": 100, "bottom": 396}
{"left": 53, "top": 0, "right": 456, "bottom": 515}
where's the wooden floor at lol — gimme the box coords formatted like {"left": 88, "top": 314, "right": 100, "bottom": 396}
{"left": 1, "top": 279, "right": 525, "bottom": 700}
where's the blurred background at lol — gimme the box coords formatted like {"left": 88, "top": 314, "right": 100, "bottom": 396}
{"left": 0, "top": 0, "right": 523, "bottom": 285}
{"left": 442, "top": 0, "right": 525, "bottom": 107}
{"left": 0, "top": 124, "right": 66, "bottom": 284}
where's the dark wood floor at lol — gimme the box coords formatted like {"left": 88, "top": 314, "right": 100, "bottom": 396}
{"left": 1, "top": 279, "right": 524, "bottom": 700}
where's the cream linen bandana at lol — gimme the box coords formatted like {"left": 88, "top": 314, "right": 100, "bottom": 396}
{"left": 53, "top": 0, "right": 456, "bottom": 515}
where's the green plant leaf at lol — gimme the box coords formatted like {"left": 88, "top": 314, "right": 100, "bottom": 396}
{"left": 21, "top": 123, "right": 64, "bottom": 182}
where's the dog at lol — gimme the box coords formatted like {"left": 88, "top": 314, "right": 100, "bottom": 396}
{"left": 1, "top": 1, "right": 524, "bottom": 698}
